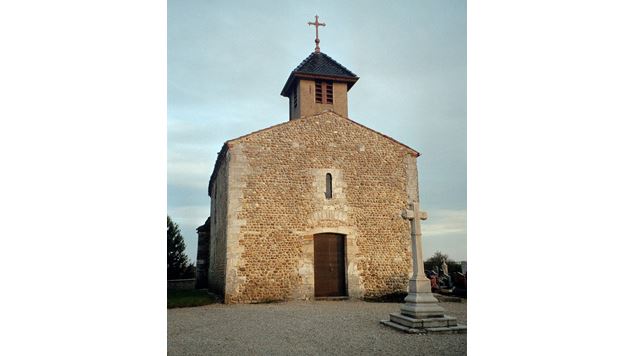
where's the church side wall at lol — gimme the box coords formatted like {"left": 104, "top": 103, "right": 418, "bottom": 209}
{"left": 207, "top": 155, "right": 229, "bottom": 297}
{"left": 224, "top": 112, "right": 414, "bottom": 303}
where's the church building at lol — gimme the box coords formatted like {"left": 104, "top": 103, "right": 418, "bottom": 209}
{"left": 197, "top": 20, "right": 423, "bottom": 303}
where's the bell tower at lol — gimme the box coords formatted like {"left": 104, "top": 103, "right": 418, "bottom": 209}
{"left": 280, "top": 16, "right": 359, "bottom": 120}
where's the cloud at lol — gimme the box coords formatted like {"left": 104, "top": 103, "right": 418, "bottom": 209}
{"left": 422, "top": 209, "right": 467, "bottom": 260}
{"left": 168, "top": 159, "right": 212, "bottom": 190}
{"left": 168, "top": 204, "right": 210, "bottom": 264}
{"left": 424, "top": 209, "right": 466, "bottom": 237}
{"left": 169, "top": 204, "right": 209, "bottom": 229}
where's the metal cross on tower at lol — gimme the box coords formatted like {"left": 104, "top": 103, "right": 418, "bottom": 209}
{"left": 308, "top": 15, "right": 326, "bottom": 53}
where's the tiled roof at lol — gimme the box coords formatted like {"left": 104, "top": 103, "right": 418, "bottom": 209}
{"left": 294, "top": 52, "right": 357, "bottom": 78}
{"left": 196, "top": 217, "right": 210, "bottom": 232}
{"left": 281, "top": 52, "right": 359, "bottom": 97}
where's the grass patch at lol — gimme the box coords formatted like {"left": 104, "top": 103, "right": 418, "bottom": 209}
{"left": 363, "top": 292, "right": 408, "bottom": 303}
{"left": 167, "top": 289, "right": 220, "bottom": 309}
{"left": 251, "top": 298, "right": 284, "bottom": 304}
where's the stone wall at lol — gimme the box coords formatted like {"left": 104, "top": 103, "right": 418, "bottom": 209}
{"left": 222, "top": 111, "right": 417, "bottom": 303}
{"left": 224, "top": 144, "right": 250, "bottom": 302}
{"left": 208, "top": 155, "right": 229, "bottom": 296}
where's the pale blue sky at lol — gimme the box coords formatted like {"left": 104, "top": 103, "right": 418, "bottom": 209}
{"left": 168, "top": 0, "right": 466, "bottom": 263}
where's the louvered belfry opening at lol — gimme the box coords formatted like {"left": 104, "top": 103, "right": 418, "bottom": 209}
{"left": 315, "top": 80, "right": 323, "bottom": 103}
{"left": 315, "top": 80, "right": 333, "bottom": 104}
{"left": 325, "top": 81, "right": 333, "bottom": 104}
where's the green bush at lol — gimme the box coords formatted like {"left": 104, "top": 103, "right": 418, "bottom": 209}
{"left": 167, "top": 289, "right": 220, "bottom": 309}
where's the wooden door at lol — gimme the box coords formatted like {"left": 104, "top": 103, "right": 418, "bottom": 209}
{"left": 314, "top": 233, "right": 346, "bottom": 297}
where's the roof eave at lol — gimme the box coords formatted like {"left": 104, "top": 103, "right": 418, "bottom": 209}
{"left": 281, "top": 71, "right": 360, "bottom": 97}
{"left": 208, "top": 143, "right": 229, "bottom": 196}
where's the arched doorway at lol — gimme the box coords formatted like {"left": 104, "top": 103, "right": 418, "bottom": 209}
{"left": 313, "top": 233, "right": 347, "bottom": 297}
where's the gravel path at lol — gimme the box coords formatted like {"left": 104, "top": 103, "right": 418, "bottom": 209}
{"left": 168, "top": 300, "right": 466, "bottom": 355}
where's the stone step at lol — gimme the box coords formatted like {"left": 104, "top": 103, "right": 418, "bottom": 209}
{"left": 380, "top": 320, "right": 467, "bottom": 335}
{"left": 380, "top": 320, "right": 426, "bottom": 334}
{"left": 389, "top": 312, "right": 458, "bottom": 328}
{"left": 314, "top": 296, "right": 349, "bottom": 301}
{"left": 425, "top": 325, "right": 468, "bottom": 334}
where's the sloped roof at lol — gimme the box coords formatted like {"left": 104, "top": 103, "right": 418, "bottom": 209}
{"left": 295, "top": 52, "right": 357, "bottom": 77}
{"left": 281, "top": 52, "right": 359, "bottom": 97}
{"left": 196, "top": 217, "right": 210, "bottom": 232}
{"left": 208, "top": 111, "right": 420, "bottom": 195}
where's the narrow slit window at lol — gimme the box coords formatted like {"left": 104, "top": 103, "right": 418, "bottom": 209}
{"left": 293, "top": 86, "right": 297, "bottom": 108}
{"left": 325, "top": 173, "right": 332, "bottom": 199}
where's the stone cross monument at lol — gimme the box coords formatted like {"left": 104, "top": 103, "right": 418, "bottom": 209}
{"left": 380, "top": 201, "right": 467, "bottom": 334}
{"left": 399, "top": 202, "right": 445, "bottom": 318}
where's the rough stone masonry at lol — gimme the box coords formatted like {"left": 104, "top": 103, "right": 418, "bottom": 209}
{"left": 201, "top": 49, "right": 424, "bottom": 304}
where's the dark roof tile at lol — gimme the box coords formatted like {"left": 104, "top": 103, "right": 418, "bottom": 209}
{"left": 294, "top": 52, "right": 357, "bottom": 78}
{"left": 281, "top": 52, "right": 359, "bottom": 96}
{"left": 196, "top": 217, "right": 210, "bottom": 232}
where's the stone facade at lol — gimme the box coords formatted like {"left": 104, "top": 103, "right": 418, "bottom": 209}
{"left": 207, "top": 110, "right": 420, "bottom": 303}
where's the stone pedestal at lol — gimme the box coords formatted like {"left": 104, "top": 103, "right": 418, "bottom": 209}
{"left": 380, "top": 202, "right": 466, "bottom": 334}
{"left": 380, "top": 313, "right": 467, "bottom": 334}
{"left": 380, "top": 279, "right": 467, "bottom": 334}
{"left": 399, "top": 277, "right": 445, "bottom": 318}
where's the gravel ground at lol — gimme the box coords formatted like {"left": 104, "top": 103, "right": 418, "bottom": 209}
{"left": 168, "top": 300, "right": 466, "bottom": 355}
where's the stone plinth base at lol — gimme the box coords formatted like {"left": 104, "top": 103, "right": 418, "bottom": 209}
{"left": 380, "top": 313, "right": 467, "bottom": 334}
{"left": 400, "top": 300, "right": 446, "bottom": 319}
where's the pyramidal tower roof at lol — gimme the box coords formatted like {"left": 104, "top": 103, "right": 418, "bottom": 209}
{"left": 294, "top": 51, "right": 357, "bottom": 77}
{"left": 281, "top": 52, "right": 359, "bottom": 97}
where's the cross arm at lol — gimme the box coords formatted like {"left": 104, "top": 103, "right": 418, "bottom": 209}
{"left": 401, "top": 209, "right": 414, "bottom": 220}
{"left": 401, "top": 210, "right": 428, "bottom": 221}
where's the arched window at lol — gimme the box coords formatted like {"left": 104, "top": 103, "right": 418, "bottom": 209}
{"left": 325, "top": 173, "right": 333, "bottom": 199}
